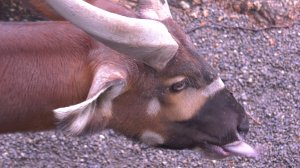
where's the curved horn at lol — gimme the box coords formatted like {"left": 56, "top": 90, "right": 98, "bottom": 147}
{"left": 45, "top": 0, "right": 178, "bottom": 70}
{"left": 138, "top": 0, "right": 173, "bottom": 20}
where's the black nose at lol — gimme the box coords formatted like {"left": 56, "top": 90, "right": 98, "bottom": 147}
{"left": 237, "top": 114, "right": 249, "bottom": 137}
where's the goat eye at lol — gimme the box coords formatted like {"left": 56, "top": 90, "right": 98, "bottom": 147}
{"left": 170, "top": 80, "right": 187, "bottom": 92}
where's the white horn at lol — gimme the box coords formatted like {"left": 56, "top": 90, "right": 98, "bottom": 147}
{"left": 138, "top": 0, "right": 173, "bottom": 20}
{"left": 46, "top": 0, "right": 178, "bottom": 70}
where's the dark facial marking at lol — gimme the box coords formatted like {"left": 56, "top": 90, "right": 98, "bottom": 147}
{"left": 159, "top": 88, "right": 248, "bottom": 150}
{"left": 184, "top": 89, "right": 248, "bottom": 144}
{"left": 160, "top": 0, "right": 166, "bottom": 5}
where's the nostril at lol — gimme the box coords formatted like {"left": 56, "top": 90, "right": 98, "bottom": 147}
{"left": 237, "top": 115, "right": 249, "bottom": 136}
{"left": 237, "top": 123, "right": 249, "bottom": 133}
{"left": 237, "top": 126, "right": 248, "bottom": 139}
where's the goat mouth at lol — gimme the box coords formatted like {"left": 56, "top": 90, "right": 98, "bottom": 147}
{"left": 196, "top": 141, "right": 258, "bottom": 159}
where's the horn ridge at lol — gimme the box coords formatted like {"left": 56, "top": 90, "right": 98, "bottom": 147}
{"left": 138, "top": 0, "right": 173, "bottom": 20}
{"left": 46, "top": 0, "right": 178, "bottom": 70}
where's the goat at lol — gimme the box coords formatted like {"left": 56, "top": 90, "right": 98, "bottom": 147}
{"left": 0, "top": 0, "right": 258, "bottom": 159}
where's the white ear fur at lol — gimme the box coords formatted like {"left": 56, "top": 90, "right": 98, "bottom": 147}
{"left": 54, "top": 66, "right": 127, "bottom": 135}
{"left": 54, "top": 84, "right": 110, "bottom": 135}
{"left": 54, "top": 88, "right": 105, "bottom": 121}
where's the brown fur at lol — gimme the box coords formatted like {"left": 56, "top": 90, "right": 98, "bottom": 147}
{"left": 0, "top": 21, "right": 134, "bottom": 133}
{"left": 0, "top": 22, "right": 92, "bottom": 132}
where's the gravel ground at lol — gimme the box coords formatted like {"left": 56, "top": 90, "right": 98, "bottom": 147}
{"left": 0, "top": 0, "right": 299, "bottom": 167}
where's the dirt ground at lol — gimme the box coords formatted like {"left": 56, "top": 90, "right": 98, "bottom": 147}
{"left": 0, "top": 0, "right": 299, "bottom": 167}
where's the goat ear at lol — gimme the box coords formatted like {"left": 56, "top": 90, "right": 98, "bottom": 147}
{"left": 53, "top": 66, "right": 127, "bottom": 135}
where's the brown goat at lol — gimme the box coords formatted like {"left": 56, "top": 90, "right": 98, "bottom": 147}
{"left": 0, "top": 0, "right": 258, "bottom": 159}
